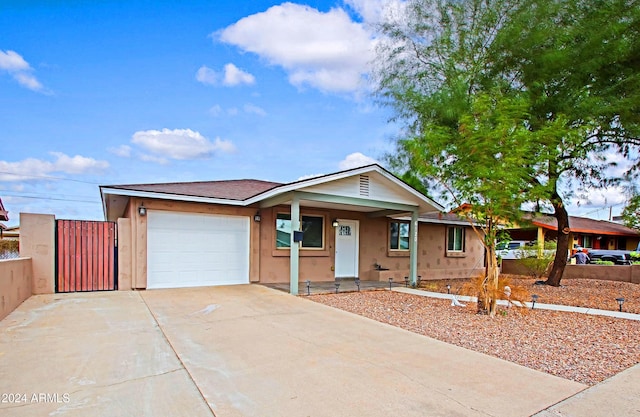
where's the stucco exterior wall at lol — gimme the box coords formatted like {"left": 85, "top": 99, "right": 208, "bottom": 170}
{"left": 258, "top": 206, "right": 486, "bottom": 284}
{"left": 123, "top": 199, "right": 486, "bottom": 288}
{"left": 19, "top": 213, "right": 55, "bottom": 294}
{"left": 117, "top": 218, "right": 132, "bottom": 290}
{"left": 0, "top": 258, "right": 33, "bottom": 321}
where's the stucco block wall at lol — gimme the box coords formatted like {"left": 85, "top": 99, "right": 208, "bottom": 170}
{"left": 19, "top": 213, "right": 55, "bottom": 294}
{"left": 0, "top": 258, "right": 33, "bottom": 321}
{"left": 503, "top": 261, "right": 640, "bottom": 284}
{"left": 117, "top": 218, "right": 132, "bottom": 290}
{"left": 258, "top": 206, "right": 486, "bottom": 283}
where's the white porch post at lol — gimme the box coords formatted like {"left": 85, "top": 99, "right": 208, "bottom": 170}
{"left": 290, "top": 193, "right": 300, "bottom": 295}
{"left": 410, "top": 209, "right": 419, "bottom": 286}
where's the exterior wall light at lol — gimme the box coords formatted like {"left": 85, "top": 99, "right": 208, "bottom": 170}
{"left": 254, "top": 211, "right": 261, "bottom": 222}
{"left": 332, "top": 219, "right": 339, "bottom": 227}
{"left": 138, "top": 204, "right": 147, "bottom": 216}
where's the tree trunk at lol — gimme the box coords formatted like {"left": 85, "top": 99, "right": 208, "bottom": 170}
{"left": 546, "top": 194, "right": 570, "bottom": 286}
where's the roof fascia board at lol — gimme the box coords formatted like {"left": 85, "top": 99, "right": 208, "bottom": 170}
{"left": 295, "top": 191, "right": 419, "bottom": 212}
{"left": 258, "top": 191, "right": 295, "bottom": 209}
{"left": 100, "top": 187, "right": 245, "bottom": 206}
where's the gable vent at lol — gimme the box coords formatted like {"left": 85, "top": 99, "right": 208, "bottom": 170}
{"left": 359, "top": 175, "right": 370, "bottom": 197}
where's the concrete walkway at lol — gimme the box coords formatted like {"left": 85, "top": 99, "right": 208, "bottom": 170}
{"left": 1, "top": 285, "right": 588, "bottom": 417}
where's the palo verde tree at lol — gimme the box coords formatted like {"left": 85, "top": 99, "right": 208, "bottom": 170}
{"left": 390, "top": 89, "right": 545, "bottom": 316}
{"left": 376, "top": 0, "right": 640, "bottom": 288}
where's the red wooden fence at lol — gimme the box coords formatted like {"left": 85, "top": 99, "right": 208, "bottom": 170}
{"left": 56, "top": 220, "right": 117, "bottom": 292}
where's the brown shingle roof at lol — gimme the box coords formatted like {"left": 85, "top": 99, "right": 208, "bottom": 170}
{"left": 531, "top": 214, "right": 639, "bottom": 237}
{"left": 105, "top": 179, "right": 283, "bottom": 201}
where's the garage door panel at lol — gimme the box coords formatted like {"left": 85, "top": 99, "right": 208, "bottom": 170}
{"left": 147, "top": 211, "right": 250, "bottom": 289}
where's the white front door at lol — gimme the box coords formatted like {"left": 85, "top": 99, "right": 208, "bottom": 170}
{"left": 334, "top": 219, "right": 359, "bottom": 278}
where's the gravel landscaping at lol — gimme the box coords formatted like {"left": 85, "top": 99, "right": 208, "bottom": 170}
{"left": 307, "top": 277, "right": 640, "bottom": 386}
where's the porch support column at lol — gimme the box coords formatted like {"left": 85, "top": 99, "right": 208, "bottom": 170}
{"left": 290, "top": 193, "right": 300, "bottom": 295}
{"left": 409, "top": 209, "right": 419, "bottom": 286}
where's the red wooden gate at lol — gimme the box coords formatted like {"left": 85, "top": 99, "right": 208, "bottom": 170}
{"left": 56, "top": 220, "right": 117, "bottom": 292}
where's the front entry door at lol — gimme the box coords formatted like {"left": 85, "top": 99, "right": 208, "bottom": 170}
{"left": 335, "top": 219, "right": 359, "bottom": 278}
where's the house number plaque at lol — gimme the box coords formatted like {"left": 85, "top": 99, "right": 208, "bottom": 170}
{"left": 338, "top": 225, "right": 351, "bottom": 236}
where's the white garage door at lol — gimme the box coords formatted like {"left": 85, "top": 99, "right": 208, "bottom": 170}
{"left": 147, "top": 210, "right": 250, "bottom": 289}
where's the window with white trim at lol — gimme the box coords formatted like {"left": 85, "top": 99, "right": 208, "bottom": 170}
{"left": 276, "top": 213, "right": 324, "bottom": 249}
{"left": 447, "top": 226, "right": 465, "bottom": 252}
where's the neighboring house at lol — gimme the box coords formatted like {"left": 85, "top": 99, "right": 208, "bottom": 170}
{"left": 0, "top": 198, "right": 8, "bottom": 238}
{"left": 507, "top": 213, "right": 640, "bottom": 253}
{"left": 100, "top": 164, "right": 486, "bottom": 294}
{"left": 1, "top": 225, "right": 19, "bottom": 240}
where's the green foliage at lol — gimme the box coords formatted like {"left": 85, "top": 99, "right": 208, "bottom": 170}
{"left": 622, "top": 194, "right": 640, "bottom": 231}
{"left": 375, "top": 0, "right": 640, "bottom": 288}
{"left": 515, "top": 254, "right": 554, "bottom": 280}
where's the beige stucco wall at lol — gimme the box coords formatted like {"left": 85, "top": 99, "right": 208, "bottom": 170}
{"left": 258, "top": 206, "right": 486, "bottom": 284}
{"left": 19, "top": 213, "right": 55, "bottom": 294}
{"left": 123, "top": 199, "right": 486, "bottom": 288}
{"left": 117, "top": 217, "right": 132, "bottom": 290}
{"left": 126, "top": 198, "right": 261, "bottom": 289}
{"left": 0, "top": 258, "right": 33, "bottom": 321}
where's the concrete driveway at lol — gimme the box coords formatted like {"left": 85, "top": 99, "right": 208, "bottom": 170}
{"left": 0, "top": 285, "right": 585, "bottom": 417}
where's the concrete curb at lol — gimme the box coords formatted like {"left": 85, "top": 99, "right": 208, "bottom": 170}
{"left": 392, "top": 287, "right": 640, "bottom": 321}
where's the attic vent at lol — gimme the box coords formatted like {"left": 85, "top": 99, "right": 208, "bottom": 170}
{"left": 359, "top": 175, "right": 370, "bottom": 197}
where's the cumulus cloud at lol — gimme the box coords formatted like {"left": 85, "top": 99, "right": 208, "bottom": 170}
{"left": 0, "top": 152, "right": 109, "bottom": 181}
{"left": 131, "top": 128, "right": 235, "bottom": 161}
{"left": 196, "top": 63, "right": 255, "bottom": 87}
{"left": 196, "top": 65, "right": 219, "bottom": 85}
{"left": 223, "top": 63, "right": 255, "bottom": 86}
{"left": 338, "top": 152, "right": 378, "bottom": 170}
{"left": 344, "top": 0, "right": 404, "bottom": 25}
{"left": 0, "top": 50, "right": 47, "bottom": 92}
{"left": 217, "top": 3, "right": 375, "bottom": 93}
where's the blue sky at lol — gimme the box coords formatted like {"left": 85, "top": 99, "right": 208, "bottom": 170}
{"left": 0, "top": 0, "right": 628, "bottom": 226}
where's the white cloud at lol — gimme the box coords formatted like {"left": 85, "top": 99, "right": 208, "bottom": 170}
{"left": 49, "top": 152, "right": 109, "bottom": 174}
{"left": 0, "top": 50, "right": 30, "bottom": 71}
{"left": 0, "top": 50, "right": 47, "bottom": 92}
{"left": 345, "top": 0, "right": 404, "bottom": 25}
{"left": 131, "top": 128, "right": 235, "bottom": 161}
{"left": 338, "top": 152, "right": 378, "bottom": 170}
{"left": 223, "top": 63, "right": 255, "bottom": 86}
{"left": 0, "top": 152, "right": 109, "bottom": 181}
{"left": 108, "top": 145, "right": 132, "bottom": 158}
{"left": 243, "top": 103, "right": 266, "bottom": 116}
{"left": 217, "top": 3, "right": 375, "bottom": 93}
{"left": 196, "top": 63, "right": 255, "bottom": 87}
{"left": 195, "top": 65, "right": 219, "bottom": 85}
